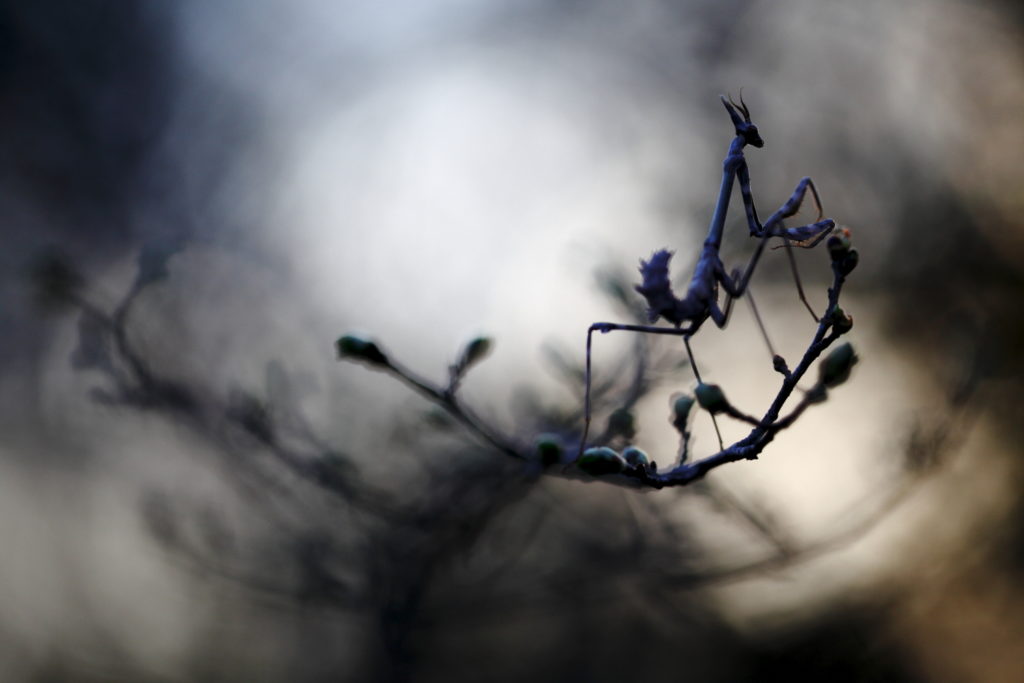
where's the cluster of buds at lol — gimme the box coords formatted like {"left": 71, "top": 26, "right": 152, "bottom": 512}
{"left": 575, "top": 445, "right": 653, "bottom": 476}
{"left": 340, "top": 218, "right": 862, "bottom": 485}
{"left": 570, "top": 383, "right": 737, "bottom": 477}
{"left": 570, "top": 337, "right": 859, "bottom": 477}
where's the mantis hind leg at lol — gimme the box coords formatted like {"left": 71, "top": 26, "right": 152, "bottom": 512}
{"left": 782, "top": 237, "right": 818, "bottom": 321}
{"left": 580, "top": 321, "right": 697, "bottom": 457}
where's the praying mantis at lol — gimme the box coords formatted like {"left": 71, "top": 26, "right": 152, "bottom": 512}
{"left": 579, "top": 94, "right": 837, "bottom": 455}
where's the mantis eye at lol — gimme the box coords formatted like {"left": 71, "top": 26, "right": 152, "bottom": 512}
{"left": 743, "top": 123, "right": 764, "bottom": 148}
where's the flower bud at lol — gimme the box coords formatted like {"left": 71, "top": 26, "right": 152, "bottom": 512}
{"left": 534, "top": 434, "right": 564, "bottom": 467}
{"left": 577, "top": 447, "right": 626, "bottom": 476}
{"left": 827, "top": 229, "right": 852, "bottom": 260}
{"left": 695, "top": 382, "right": 730, "bottom": 414}
{"left": 336, "top": 334, "right": 389, "bottom": 366}
{"left": 805, "top": 383, "right": 828, "bottom": 404}
{"left": 606, "top": 408, "right": 636, "bottom": 439}
{"left": 670, "top": 394, "right": 695, "bottom": 432}
{"left": 829, "top": 306, "right": 854, "bottom": 334}
{"left": 459, "top": 336, "right": 493, "bottom": 369}
{"left": 819, "top": 342, "right": 858, "bottom": 388}
{"left": 622, "top": 446, "right": 649, "bottom": 468}
{"left": 838, "top": 248, "right": 859, "bottom": 276}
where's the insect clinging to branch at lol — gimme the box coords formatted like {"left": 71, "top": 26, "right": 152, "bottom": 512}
{"left": 579, "top": 94, "right": 837, "bottom": 455}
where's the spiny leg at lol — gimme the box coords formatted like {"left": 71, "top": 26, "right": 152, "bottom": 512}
{"left": 776, "top": 218, "right": 835, "bottom": 247}
{"left": 736, "top": 165, "right": 834, "bottom": 245}
{"left": 715, "top": 218, "right": 828, "bottom": 349}
{"left": 712, "top": 200, "right": 829, "bottom": 335}
{"left": 733, "top": 164, "right": 835, "bottom": 320}
{"left": 710, "top": 213, "right": 833, "bottom": 369}
{"left": 762, "top": 177, "right": 824, "bottom": 233}
{"left": 733, "top": 162, "right": 826, "bottom": 242}
{"left": 580, "top": 321, "right": 697, "bottom": 457}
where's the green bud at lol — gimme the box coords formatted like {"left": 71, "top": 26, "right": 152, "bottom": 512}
{"left": 838, "top": 248, "right": 859, "bottom": 276}
{"left": 829, "top": 306, "right": 854, "bottom": 334}
{"left": 670, "top": 394, "right": 695, "bottom": 432}
{"left": 621, "top": 446, "right": 649, "bottom": 468}
{"left": 535, "top": 434, "right": 564, "bottom": 467}
{"left": 827, "top": 229, "right": 852, "bottom": 260}
{"left": 577, "top": 447, "right": 626, "bottom": 476}
{"left": 695, "top": 382, "right": 730, "bottom": 414}
{"left": 336, "top": 334, "right": 389, "bottom": 366}
{"left": 606, "top": 408, "right": 636, "bottom": 439}
{"left": 805, "top": 383, "right": 828, "bottom": 404}
{"left": 819, "top": 342, "right": 858, "bottom": 388}
{"left": 459, "top": 336, "right": 493, "bottom": 368}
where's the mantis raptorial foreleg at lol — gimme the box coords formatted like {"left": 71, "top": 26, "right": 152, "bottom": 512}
{"left": 736, "top": 163, "right": 835, "bottom": 320}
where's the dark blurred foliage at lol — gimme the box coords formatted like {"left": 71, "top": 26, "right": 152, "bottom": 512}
{"left": 0, "top": 1, "right": 175, "bottom": 260}
{"left": 4, "top": 1, "right": 1024, "bottom": 682}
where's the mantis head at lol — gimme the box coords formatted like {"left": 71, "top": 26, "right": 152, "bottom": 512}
{"left": 721, "top": 93, "right": 764, "bottom": 148}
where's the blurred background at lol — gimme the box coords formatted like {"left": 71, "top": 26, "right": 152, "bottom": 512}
{"left": 2, "top": 0, "right": 1024, "bottom": 680}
